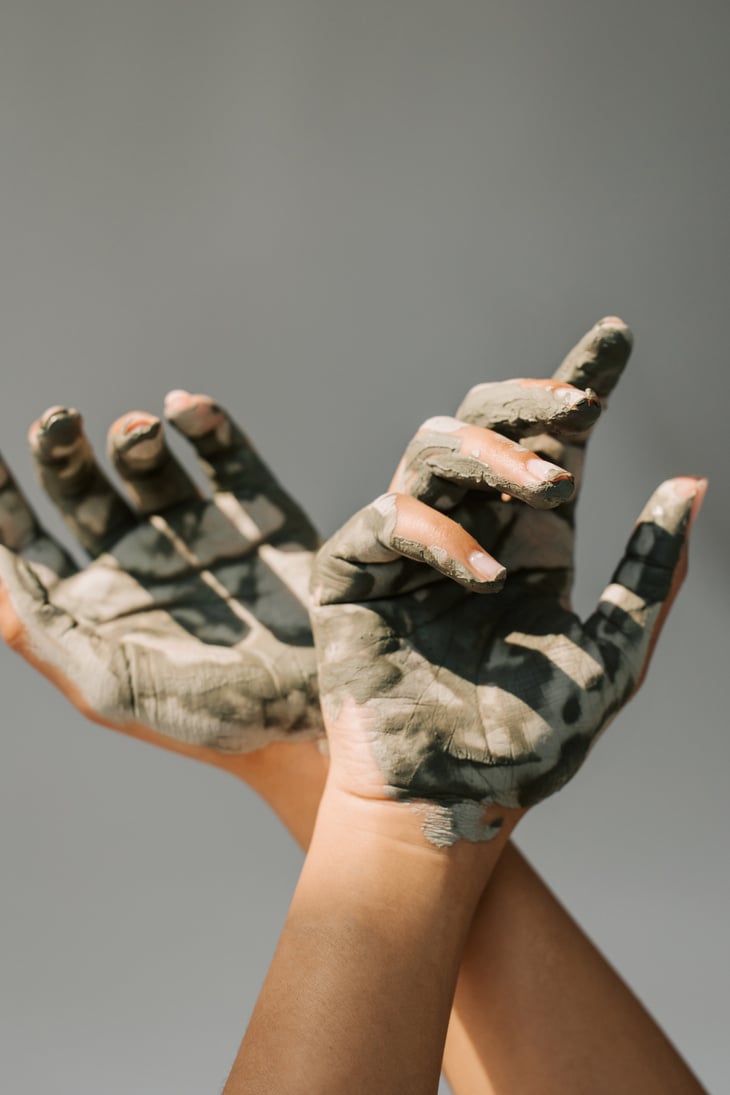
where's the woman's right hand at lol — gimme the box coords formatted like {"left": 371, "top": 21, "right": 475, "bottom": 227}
{"left": 310, "top": 319, "right": 706, "bottom": 846}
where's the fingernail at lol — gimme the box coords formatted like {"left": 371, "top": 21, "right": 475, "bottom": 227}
{"left": 166, "top": 393, "right": 225, "bottom": 437}
{"left": 526, "top": 457, "right": 572, "bottom": 484}
{"left": 111, "top": 414, "right": 163, "bottom": 464}
{"left": 468, "top": 550, "right": 506, "bottom": 583}
{"left": 597, "top": 316, "right": 627, "bottom": 329}
{"left": 122, "top": 413, "right": 158, "bottom": 436}
{"left": 163, "top": 389, "right": 194, "bottom": 416}
{"left": 29, "top": 407, "right": 83, "bottom": 452}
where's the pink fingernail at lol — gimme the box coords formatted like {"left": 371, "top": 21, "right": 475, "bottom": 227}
{"left": 526, "top": 457, "right": 572, "bottom": 483}
{"left": 468, "top": 550, "right": 506, "bottom": 582}
{"left": 123, "top": 413, "right": 157, "bottom": 435}
{"left": 164, "top": 389, "right": 194, "bottom": 416}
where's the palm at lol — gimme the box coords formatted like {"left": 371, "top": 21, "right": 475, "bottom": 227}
{"left": 312, "top": 319, "right": 700, "bottom": 845}
{"left": 52, "top": 497, "right": 319, "bottom": 750}
{"left": 0, "top": 393, "right": 322, "bottom": 755}
{"left": 313, "top": 495, "right": 621, "bottom": 815}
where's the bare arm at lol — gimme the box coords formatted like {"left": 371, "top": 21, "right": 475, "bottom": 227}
{"left": 223, "top": 448, "right": 702, "bottom": 1091}
{"left": 226, "top": 787, "right": 515, "bottom": 1095}
{"left": 0, "top": 323, "right": 708, "bottom": 1093}
{"left": 445, "top": 842, "right": 706, "bottom": 1094}
{"left": 292, "top": 314, "right": 706, "bottom": 1090}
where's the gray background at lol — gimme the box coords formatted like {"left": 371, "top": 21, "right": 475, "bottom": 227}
{"left": 0, "top": 2, "right": 727, "bottom": 1092}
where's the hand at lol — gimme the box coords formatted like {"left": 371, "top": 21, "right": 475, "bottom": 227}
{"left": 0, "top": 392, "right": 322, "bottom": 761}
{"left": 310, "top": 319, "right": 707, "bottom": 846}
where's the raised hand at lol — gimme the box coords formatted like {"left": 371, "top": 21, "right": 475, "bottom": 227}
{"left": 0, "top": 392, "right": 322, "bottom": 764}
{"left": 310, "top": 319, "right": 706, "bottom": 846}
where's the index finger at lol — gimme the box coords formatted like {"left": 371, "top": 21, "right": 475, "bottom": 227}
{"left": 552, "top": 316, "right": 633, "bottom": 402}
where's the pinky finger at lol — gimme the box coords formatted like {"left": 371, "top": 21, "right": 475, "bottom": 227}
{"left": 584, "top": 476, "right": 707, "bottom": 696}
{"left": 0, "top": 453, "right": 76, "bottom": 584}
{"left": 312, "top": 492, "right": 506, "bottom": 606}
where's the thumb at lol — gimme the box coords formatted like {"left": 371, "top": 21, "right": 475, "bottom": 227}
{"left": 584, "top": 476, "right": 707, "bottom": 698}
{"left": 0, "top": 544, "right": 60, "bottom": 650}
{"left": 0, "top": 545, "right": 127, "bottom": 722}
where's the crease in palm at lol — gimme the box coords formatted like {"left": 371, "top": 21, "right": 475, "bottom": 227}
{"left": 0, "top": 320, "right": 702, "bottom": 835}
{"left": 310, "top": 319, "right": 702, "bottom": 844}
{"left": 0, "top": 392, "right": 323, "bottom": 754}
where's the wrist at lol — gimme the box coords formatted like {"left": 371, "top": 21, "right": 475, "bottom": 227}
{"left": 233, "top": 781, "right": 517, "bottom": 1093}
{"left": 312, "top": 779, "right": 519, "bottom": 913}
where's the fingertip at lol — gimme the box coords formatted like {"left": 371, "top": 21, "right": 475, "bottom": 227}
{"left": 596, "top": 315, "right": 630, "bottom": 331}
{"left": 591, "top": 318, "right": 634, "bottom": 361}
{"left": 594, "top": 316, "right": 633, "bottom": 350}
{"left": 666, "top": 474, "right": 708, "bottom": 500}
{"left": 556, "top": 384, "right": 600, "bottom": 409}
{"left": 164, "top": 390, "right": 226, "bottom": 437}
{"left": 108, "top": 410, "right": 160, "bottom": 437}
{"left": 522, "top": 460, "right": 575, "bottom": 508}
{"left": 163, "top": 388, "right": 193, "bottom": 415}
{"left": 107, "top": 412, "right": 164, "bottom": 466}
{"left": 650, "top": 475, "right": 708, "bottom": 522}
{"left": 673, "top": 475, "right": 708, "bottom": 533}
{"left": 467, "top": 550, "right": 507, "bottom": 589}
{"left": 28, "top": 406, "right": 83, "bottom": 455}
{"left": 27, "top": 418, "right": 42, "bottom": 447}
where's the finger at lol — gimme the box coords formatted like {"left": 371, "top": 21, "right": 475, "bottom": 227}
{"left": 0, "top": 452, "right": 77, "bottom": 584}
{"left": 107, "top": 411, "right": 200, "bottom": 514}
{"left": 552, "top": 316, "right": 633, "bottom": 404}
{"left": 534, "top": 317, "right": 634, "bottom": 523}
{"left": 311, "top": 492, "right": 506, "bottom": 606}
{"left": 390, "top": 416, "right": 574, "bottom": 511}
{"left": 164, "top": 389, "right": 278, "bottom": 496}
{"left": 29, "top": 407, "right": 136, "bottom": 557}
{"left": 0, "top": 545, "right": 312, "bottom": 750}
{"left": 164, "top": 389, "right": 308, "bottom": 544}
{"left": 0, "top": 542, "right": 144, "bottom": 739}
{"left": 456, "top": 378, "right": 601, "bottom": 440}
{"left": 584, "top": 476, "right": 707, "bottom": 697}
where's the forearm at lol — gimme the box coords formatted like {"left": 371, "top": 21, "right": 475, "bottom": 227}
{"left": 239, "top": 748, "right": 704, "bottom": 1095}
{"left": 224, "top": 783, "right": 515, "bottom": 1095}
{"left": 444, "top": 842, "right": 707, "bottom": 1095}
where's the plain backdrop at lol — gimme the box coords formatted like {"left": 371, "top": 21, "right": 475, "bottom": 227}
{"left": 0, "top": 3, "right": 727, "bottom": 1092}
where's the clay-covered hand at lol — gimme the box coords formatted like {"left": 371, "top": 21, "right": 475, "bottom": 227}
{"left": 310, "top": 319, "right": 706, "bottom": 846}
{"left": 0, "top": 393, "right": 322, "bottom": 759}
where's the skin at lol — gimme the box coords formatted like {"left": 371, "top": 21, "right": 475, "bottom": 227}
{"left": 311, "top": 321, "right": 705, "bottom": 844}
{"left": 0, "top": 319, "right": 707, "bottom": 1092}
{"left": 227, "top": 780, "right": 518, "bottom": 1095}
{"left": 312, "top": 473, "right": 701, "bottom": 843}
{"left": 444, "top": 843, "right": 707, "bottom": 1095}
{"left": 3, "top": 393, "right": 322, "bottom": 756}
{"left": 231, "top": 321, "right": 706, "bottom": 1093}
